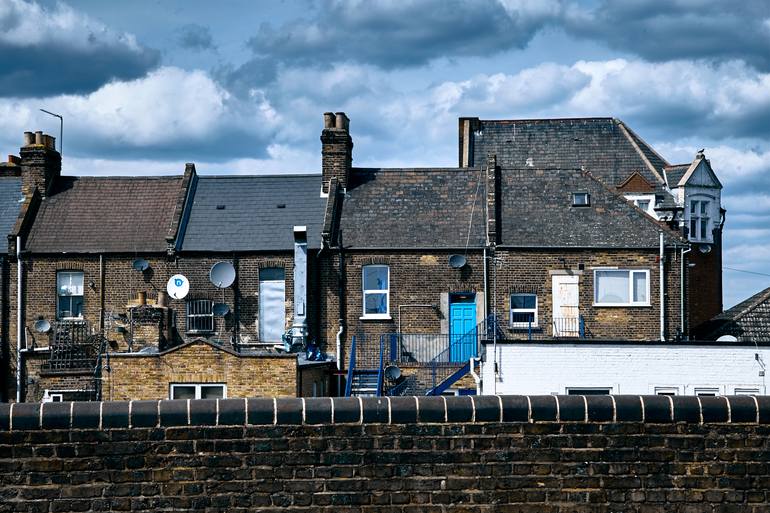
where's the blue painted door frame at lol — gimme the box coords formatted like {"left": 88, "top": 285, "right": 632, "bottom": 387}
{"left": 449, "top": 293, "right": 476, "bottom": 363}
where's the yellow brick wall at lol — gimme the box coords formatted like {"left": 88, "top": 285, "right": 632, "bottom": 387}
{"left": 102, "top": 341, "right": 298, "bottom": 400}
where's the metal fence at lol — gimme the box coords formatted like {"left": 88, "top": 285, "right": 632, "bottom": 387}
{"left": 386, "top": 333, "right": 479, "bottom": 365}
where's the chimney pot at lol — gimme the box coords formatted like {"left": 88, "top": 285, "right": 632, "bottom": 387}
{"left": 35, "top": 131, "right": 43, "bottom": 145}
{"left": 7, "top": 155, "right": 20, "bottom": 165}
{"left": 335, "top": 112, "right": 349, "bottom": 131}
{"left": 23, "top": 132, "right": 34, "bottom": 146}
{"left": 323, "top": 112, "right": 335, "bottom": 129}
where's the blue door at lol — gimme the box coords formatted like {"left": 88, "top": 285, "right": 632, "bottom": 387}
{"left": 449, "top": 295, "right": 477, "bottom": 363}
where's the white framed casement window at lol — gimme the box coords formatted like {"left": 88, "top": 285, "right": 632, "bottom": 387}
{"left": 732, "top": 387, "right": 761, "bottom": 395}
{"left": 565, "top": 387, "right": 612, "bottom": 395}
{"left": 593, "top": 269, "right": 650, "bottom": 306}
{"left": 170, "top": 383, "right": 226, "bottom": 400}
{"left": 653, "top": 386, "right": 681, "bottom": 396}
{"left": 57, "top": 271, "right": 84, "bottom": 319}
{"left": 186, "top": 299, "right": 214, "bottom": 333}
{"left": 362, "top": 265, "right": 389, "bottom": 318}
{"left": 510, "top": 293, "right": 538, "bottom": 328}
{"left": 689, "top": 199, "right": 710, "bottom": 241}
{"left": 693, "top": 386, "right": 720, "bottom": 396}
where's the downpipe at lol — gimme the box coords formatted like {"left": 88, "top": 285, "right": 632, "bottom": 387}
{"left": 16, "top": 236, "right": 22, "bottom": 403}
{"left": 659, "top": 232, "right": 665, "bottom": 342}
{"left": 681, "top": 245, "right": 692, "bottom": 339}
{"left": 469, "top": 356, "right": 481, "bottom": 395}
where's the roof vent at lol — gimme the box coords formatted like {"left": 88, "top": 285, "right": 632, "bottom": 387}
{"left": 277, "top": 204, "right": 286, "bottom": 209}
{"left": 216, "top": 204, "right": 225, "bottom": 210}
{"left": 525, "top": 158, "right": 534, "bottom": 167}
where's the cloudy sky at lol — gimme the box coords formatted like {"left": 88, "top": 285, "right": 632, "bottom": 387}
{"left": 2, "top": 0, "right": 769, "bottom": 307}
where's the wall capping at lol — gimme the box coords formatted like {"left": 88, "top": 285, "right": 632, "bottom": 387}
{"left": 0, "top": 394, "right": 765, "bottom": 431}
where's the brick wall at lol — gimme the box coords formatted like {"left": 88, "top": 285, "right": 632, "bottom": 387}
{"left": 688, "top": 234, "right": 723, "bottom": 335}
{"left": 1, "top": 395, "right": 770, "bottom": 512}
{"left": 101, "top": 341, "right": 298, "bottom": 400}
{"left": 492, "top": 248, "right": 683, "bottom": 341}
{"left": 321, "top": 250, "right": 486, "bottom": 367}
{"left": 10, "top": 252, "right": 316, "bottom": 402}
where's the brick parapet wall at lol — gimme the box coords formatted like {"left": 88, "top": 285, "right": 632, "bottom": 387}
{"left": 2, "top": 396, "right": 770, "bottom": 511}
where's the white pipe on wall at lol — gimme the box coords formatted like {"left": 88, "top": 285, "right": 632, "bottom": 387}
{"left": 659, "top": 232, "right": 665, "bottom": 342}
{"left": 16, "top": 236, "right": 22, "bottom": 403}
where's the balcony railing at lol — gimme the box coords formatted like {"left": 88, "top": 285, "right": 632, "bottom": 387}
{"left": 386, "top": 332, "right": 479, "bottom": 365}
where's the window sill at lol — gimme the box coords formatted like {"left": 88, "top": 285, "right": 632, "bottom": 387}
{"left": 593, "top": 303, "right": 651, "bottom": 308}
{"left": 359, "top": 315, "right": 392, "bottom": 321}
{"left": 510, "top": 325, "right": 540, "bottom": 331}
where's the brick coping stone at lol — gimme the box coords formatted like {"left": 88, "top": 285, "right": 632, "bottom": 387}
{"left": 0, "top": 395, "right": 765, "bottom": 430}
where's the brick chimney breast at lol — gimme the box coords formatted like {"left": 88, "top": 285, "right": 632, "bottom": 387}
{"left": 20, "top": 130, "right": 61, "bottom": 199}
{"left": 321, "top": 111, "right": 353, "bottom": 195}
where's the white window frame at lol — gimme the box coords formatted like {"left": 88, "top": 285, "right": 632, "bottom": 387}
{"left": 653, "top": 386, "right": 681, "bottom": 396}
{"left": 510, "top": 293, "right": 538, "bottom": 328}
{"left": 732, "top": 387, "right": 761, "bottom": 396}
{"left": 361, "top": 265, "right": 390, "bottom": 319}
{"left": 56, "top": 271, "right": 84, "bottom": 320}
{"left": 593, "top": 269, "right": 651, "bottom": 307}
{"left": 624, "top": 194, "right": 656, "bottom": 216}
{"left": 169, "top": 383, "right": 227, "bottom": 400}
{"left": 692, "top": 386, "right": 721, "bottom": 396}
{"left": 689, "top": 199, "right": 710, "bottom": 242}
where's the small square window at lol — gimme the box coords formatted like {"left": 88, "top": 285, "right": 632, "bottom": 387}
{"left": 572, "top": 192, "right": 590, "bottom": 206}
{"left": 186, "top": 299, "right": 214, "bottom": 333}
{"left": 510, "top": 293, "right": 538, "bottom": 328}
{"left": 170, "top": 383, "right": 226, "bottom": 400}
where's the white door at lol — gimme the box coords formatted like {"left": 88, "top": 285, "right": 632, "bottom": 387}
{"left": 259, "top": 268, "right": 285, "bottom": 343}
{"left": 552, "top": 275, "right": 579, "bottom": 337}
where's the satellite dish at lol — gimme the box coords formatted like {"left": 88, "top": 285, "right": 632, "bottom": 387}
{"left": 699, "top": 244, "right": 712, "bottom": 254}
{"left": 384, "top": 365, "right": 401, "bottom": 381}
{"left": 132, "top": 258, "right": 150, "bottom": 272}
{"left": 449, "top": 254, "right": 467, "bottom": 269}
{"left": 210, "top": 261, "right": 236, "bottom": 288}
{"left": 213, "top": 303, "right": 230, "bottom": 316}
{"left": 166, "top": 274, "right": 190, "bottom": 300}
{"left": 33, "top": 319, "right": 51, "bottom": 334}
{"left": 716, "top": 335, "right": 738, "bottom": 342}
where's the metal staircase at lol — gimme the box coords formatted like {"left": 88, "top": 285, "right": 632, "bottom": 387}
{"left": 348, "top": 370, "right": 380, "bottom": 396}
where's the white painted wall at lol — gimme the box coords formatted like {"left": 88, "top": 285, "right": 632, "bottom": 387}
{"left": 481, "top": 342, "right": 767, "bottom": 395}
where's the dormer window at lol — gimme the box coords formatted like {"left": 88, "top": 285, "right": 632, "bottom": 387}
{"left": 572, "top": 192, "right": 590, "bottom": 206}
{"left": 689, "top": 200, "right": 710, "bottom": 241}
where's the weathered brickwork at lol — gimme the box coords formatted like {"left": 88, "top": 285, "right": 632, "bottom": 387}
{"left": 10, "top": 252, "right": 319, "bottom": 402}
{"left": 102, "top": 341, "right": 298, "bottom": 400}
{"left": 492, "top": 248, "right": 682, "bottom": 341}
{"left": 299, "top": 363, "right": 333, "bottom": 397}
{"left": 688, "top": 237, "right": 723, "bottom": 335}
{"left": 1, "top": 395, "right": 769, "bottom": 512}
{"left": 321, "top": 251, "right": 486, "bottom": 367}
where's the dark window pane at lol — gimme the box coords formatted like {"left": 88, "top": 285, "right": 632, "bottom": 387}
{"left": 511, "top": 294, "right": 536, "bottom": 309}
{"left": 363, "top": 266, "right": 388, "bottom": 290}
{"left": 201, "top": 386, "right": 224, "bottom": 399}
{"left": 259, "top": 267, "right": 285, "bottom": 281}
{"left": 172, "top": 386, "right": 196, "bottom": 399}
{"left": 365, "top": 293, "right": 387, "bottom": 314}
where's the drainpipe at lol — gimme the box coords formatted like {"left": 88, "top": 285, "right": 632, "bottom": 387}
{"left": 659, "top": 232, "right": 665, "bottom": 342}
{"left": 99, "top": 254, "right": 105, "bottom": 334}
{"left": 680, "top": 245, "right": 691, "bottom": 339}
{"left": 483, "top": 247, "right": 488, "bottom": 328}
{"left": 16, "top": 236, "right": 22, "bottom": 403}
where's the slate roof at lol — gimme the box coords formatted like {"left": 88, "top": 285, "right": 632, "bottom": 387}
{"left": 468, "top": 118, "right": 671, "bottom": 195}
{"left": 0, "top": 177, "right": 22, "bottom": 239}
{"left": 664, "top": 164, "right": 690, "bottom": 188}
{"left": 498, "top": 168, "right": 682, "bottom": 248}
{"left": 181, "top": 175, "right": 325, "bottom": 251}
{"left": 340, "top": 168, "right": 487, "bottom": 248}
{"left": 702, "top": 287, "right": 770, "bottom": 342}
{"left": 26, "top": 176, "right": 183, "bottom": 253}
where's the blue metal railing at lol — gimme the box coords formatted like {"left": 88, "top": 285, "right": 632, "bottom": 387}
{"left": 344, "top": 335, "right": 357, "bottom": 397}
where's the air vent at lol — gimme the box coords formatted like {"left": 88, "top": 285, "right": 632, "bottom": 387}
{"left": 277, "top": 204, "right": 286, "bottom": 209}
{"left": 216, "top": 205, "right": 226, "bottom": 210}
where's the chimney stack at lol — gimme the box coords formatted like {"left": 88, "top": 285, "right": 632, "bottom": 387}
{"left": 20, "top": 130, "right": 61, "bottom": 199}
{"left": 321, "top": 111, "right": 353, "bottom": 195}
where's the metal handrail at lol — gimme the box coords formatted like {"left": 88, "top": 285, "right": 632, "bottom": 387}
{"left": 344, "top": 335, "right": 357, "bottom": 397}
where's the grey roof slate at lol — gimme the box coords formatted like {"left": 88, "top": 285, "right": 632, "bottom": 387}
{"left": 469, "top": 118, "right": 671, "bottom": 196}
{"left": 0, "top": 177, "right": 22, "bottom": 239}
{"left": 703, "top": 287, "right": 770, "bottom": 342}
{"left": 664, "top": 165, "right": 689, "bottom": 188}
{"left": 26, "top": 176, "right": 183, "bottom": 253}
{"left": 340, "top": 167, "right": 487, "bottom": 248}
{"left": 181, "top": 174, "right": 325, "bottom": 251}
{"left": 498, "top": 168, "right": 682, "bottom": 248}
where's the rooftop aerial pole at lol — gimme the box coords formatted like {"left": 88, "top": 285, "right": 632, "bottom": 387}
{"left": 39, "top": 109, "right": 63, "bottom": 156}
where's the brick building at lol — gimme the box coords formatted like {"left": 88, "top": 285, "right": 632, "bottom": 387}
{"left": 3, "top": 132, "right": 330, "bottom": 403}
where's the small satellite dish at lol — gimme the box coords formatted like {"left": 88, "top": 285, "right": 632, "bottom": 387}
{"left": 384, "top": 365, "right": 401, "bottom": 381}
{"left": 210, "top": 261, "right": 236, "bottom": 288}
{"left": 213, "top": 303, "right": 230, "bottom": 316}
{"left": 699, "top": 244, "right": 712, "bottom": 254}
{"left": 449, "top": 254, "right": 467, "bottom": 269}
{"left": 166, "top": 274, "right": 190, "bottom": 300}
{"left": 132, "top": 258, "right": 150, "bottom": 272}
{"left": 33, "top": 319, "right": 51, "bottom": 334}
{"left": 716, "top": 335, "right": 738, "bottom": 342}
